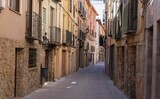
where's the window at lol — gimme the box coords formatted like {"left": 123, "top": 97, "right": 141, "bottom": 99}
{"left": 29, "top": 48, "right": 37, "bottom": 68}
{"left": 73, "top": 5, "right": 75, "bottom": 18}
{"left": 122, "top": 0, "right": 138, "bottom": 33}
{"left": 50, "top": 7, "right": 54, "bottom": 26}
{"left": 131, "top": 0, "right": 138, "bottom": 30}
{"left": 43, "top": 7, "right": 47, "bottom": 24}
{"left": 10, "top": 0, "right": 20, "bottom": 12}
{"left": 70, "top": 0, "right": 72, "bottom": 12}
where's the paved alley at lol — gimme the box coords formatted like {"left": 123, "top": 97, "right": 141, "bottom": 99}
{"left": 23, "top": 62, "right": 128, "bottom": 99}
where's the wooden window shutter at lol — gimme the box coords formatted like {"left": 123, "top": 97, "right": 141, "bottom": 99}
{"left": 110, "top": 20, "right": 113, "bottom": 37}
{"left": 112, "top": 18, "right": 116, "bottom": 38}
{"left": 16, "top": 0, "right": 20, "bottom": 12}
{"left": 116, "top": 16, "right": 119, "bottom": 38}
{"left": 122, "top": 3, "right": 129, "bottom": 34}
{"left": 131, "top": 0, "right": 138, "bottom": 31}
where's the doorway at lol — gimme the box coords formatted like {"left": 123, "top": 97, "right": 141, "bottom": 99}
{"left": 62, "top": 50, "right": 66, "bottom": 76}
{"left": 15, "top": 48, "right": 23, "bottom": 97}
{"left": 145, "top": 26, "right": 153, "bottom": 99}
{"left": 109, "top": 45, "right": 115, "bottom": 80}
{"left": 45, "top": 50, "right": 49, "bottom": 68}
{"left": 128, "top": 46, "right": 136, "bottom": 99}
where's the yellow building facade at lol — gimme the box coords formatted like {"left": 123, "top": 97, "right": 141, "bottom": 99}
{"left": 41, "top": 0, "right": 79, "bottom": 80}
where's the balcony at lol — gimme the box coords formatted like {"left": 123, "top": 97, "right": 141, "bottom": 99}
{"left": 62, "top": 29, "right": 67, "bottom": 44}
{"left": 122, "top": 2, "right": 137, "bottom": 34}
{"left": 84, "top": 42, "right": 89, "bottom": 51}
{"left": 55, "top": 0, "right": 61, "bottom": 2}
{"left": 78, "top": 2, "right": 82, "bottom": 13}
{"left": 49, "top": 26, "right": 61, "bottom": 45}
{"left": 82, "top": 10, "right": 86, "bottom": 20}
{"left": 78, "top": 30, "right": 86, "bottom": 41}
{"left": 146, "top": 1, "right": 154, "bottom": 28}
{"left": 65, "top": 30, "right": 73, "bottom": 46}
{"left": 26, "top": 12, "right": 42, "bottom": 41}
{"left": 91, "top": 46, "right": 95, "bottom": 52}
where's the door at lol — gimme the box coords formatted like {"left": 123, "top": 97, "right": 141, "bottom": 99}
{"left": 15, "top": 48, "right": 23, "bottom": 97}
{"left": 93, "top": 54, "right": 94, "bottom": 65}
{"left": 145, "top": 26, "right": 153, "bottom": 99}
{"left": 45, "top": 50, "right": 49, "bottom": 68}
{"left": 62, "top": 50, "right": 66, "bottom": 76}
{"left": 109, "top": 45, "right": 114, "bottom": 80}
{"left": 128, "top": 46, "right": 136, "bottom": 99}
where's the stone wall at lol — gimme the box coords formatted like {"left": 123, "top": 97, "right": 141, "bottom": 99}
{"left": 0, "top": 38, "right": 17, "bottom": 99}
{"left": 112, "top": 36, "right": 145, "bottom": 99}
{"left": 115, "top": 47, "right": 124, "bottom": 90}
{"left": 0, "top": 38, "right": 42, "bottom": 99}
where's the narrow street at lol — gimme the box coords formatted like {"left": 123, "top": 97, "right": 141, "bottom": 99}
{"left": 23, "top": 62, "right": 128, "bottom": 99}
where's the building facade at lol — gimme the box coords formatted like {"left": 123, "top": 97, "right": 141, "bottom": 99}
{"left": 106, "top": 0, "right": 145, "bottom": 99}
{"left": 77, "top": 0, "right": 87, "bottom": 68}
{"left": 0, "top": 0, "right": 43, "bottom": 98}
{"left": 85, "top": 0, "right": 98, "bottom": 66}
{"left": 105, "top": 0, "right": 160, "bottom": 99}
{"left": 41, "top": 0, "right": 62, "bottom": 82}
{"left": 144, "top": 0, "right": 160, "bottom": 99}
{"left": 41, "top": 0, "right": 79, "bottom": 80}
{"left": 0, "top": 0, "right": 99, "bottom": 98}
{"left": 90, "top": 0, "right": 105, "bottom": 24}
{"left": 96, "top": 19, "right": 105, "bottom": 62}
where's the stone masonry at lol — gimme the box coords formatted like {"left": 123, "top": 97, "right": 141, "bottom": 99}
{"left": 0, "top": 38, "right": 42, "bottom": 99}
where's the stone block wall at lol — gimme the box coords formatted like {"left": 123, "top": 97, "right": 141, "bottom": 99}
{"left": 0, "top": 38, "right": 42, "bottom": 99}
{"left": 0, "top": 38, "right": 16, "bottom": 99}
{"left": 115, "top": 47, "right": 124, "bottom": 90}
{"left": 113, "top": 42, "right": 145, "bottom": 99}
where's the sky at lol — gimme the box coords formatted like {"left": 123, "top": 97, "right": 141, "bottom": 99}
{"left": 90, "top": 0, "right": 105, "bottom": 23}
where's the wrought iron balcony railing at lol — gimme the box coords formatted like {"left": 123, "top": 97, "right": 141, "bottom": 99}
{"left": 78, "top": 2, "right": 82, "bottom": 13}
{"left": 62, "top": 30, "right": 73, "bottom": 46}
{"left": 55, "top": 0, "right": 61, "bottom": 2}
{"left": 78, "top": 29, "right": 86, "bottom": 41}
{"left": 50, "top": 26, "right": 61, "bottom": 44}
{"left": 91, "top": 46, "right": 95, "bottom": 52}
{"left": 26, "top": 11, "right": 42, "bottom": 41}
{"left": 62, "top": 29, "right": 67, "bottom": 44}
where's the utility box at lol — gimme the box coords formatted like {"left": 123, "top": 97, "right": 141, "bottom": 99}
{"left": 0, "top": 0, "right": 5, "bottom": 10}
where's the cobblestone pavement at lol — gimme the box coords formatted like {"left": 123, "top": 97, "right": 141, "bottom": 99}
{"left": 23, "top": 62, "right": 128, "bottom": 99}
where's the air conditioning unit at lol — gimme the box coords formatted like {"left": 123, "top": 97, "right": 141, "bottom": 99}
{"left": 0, "top": 0, "right": 5, "bottom": 10}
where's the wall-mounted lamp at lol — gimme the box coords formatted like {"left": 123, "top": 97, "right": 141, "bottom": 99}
{"left": 86, "top": 26, "right": 89, "bottom": 34}
{"left": 43, "top": 32, "right": 49, "bottom": 44}
{"left": 105, "top": 10, "right": 108, "bottom": 14}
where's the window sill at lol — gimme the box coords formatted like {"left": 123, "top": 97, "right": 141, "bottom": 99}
{"left": 29, "top": 67, "right": 38, "bottom": 71}
{"left": 9, "top": 8, "right": 21, "bottom": 15}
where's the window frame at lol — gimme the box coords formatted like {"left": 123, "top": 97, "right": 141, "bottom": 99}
{"left": 10, "top": 0, "right": 21, "bottom": 14}
{"left": 28, "top": 48, "right": 37, "bottom": 68}
{"left": 43, "top": 7, "right": 47, "bottom": 24}
{"left": 70, "top": 0, "right": 72, "bottom": 12}
{"left": 73, "top": 5, "right": 75, "bottom": 18}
